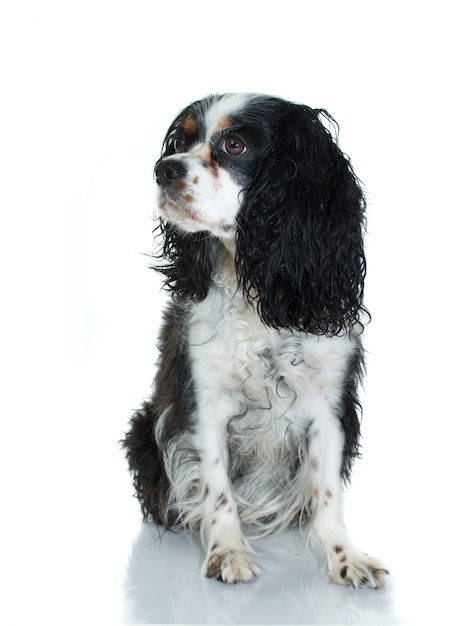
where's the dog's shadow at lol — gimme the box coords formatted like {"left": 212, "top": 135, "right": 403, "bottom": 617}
{"left": 122, "top": 523, "right": 401, "bottom": 624}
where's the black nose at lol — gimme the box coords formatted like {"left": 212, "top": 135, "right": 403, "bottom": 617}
{"left": 154, "top": 158, "right": 187, "bottom": 186}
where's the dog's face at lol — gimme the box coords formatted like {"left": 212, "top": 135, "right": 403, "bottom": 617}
{"left": 154, "top": 93, "right": 269, "bottom": 239}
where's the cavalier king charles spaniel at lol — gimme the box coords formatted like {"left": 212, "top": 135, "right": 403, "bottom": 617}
{"left": 123, "top": 93, "right": 389, "bottom": 588}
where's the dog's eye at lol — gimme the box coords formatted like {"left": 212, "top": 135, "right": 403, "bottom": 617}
{"left": 173, "top": 137, "right": 188, "bottom": 153}
{"left": 221, "top": 135, "right": 247, "bottom": 156}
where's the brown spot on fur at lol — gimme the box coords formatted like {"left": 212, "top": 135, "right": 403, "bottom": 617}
{"left": 205, "top": 553, "right": 223, "bottom": 579}
{"left": 334, "top": 545, "right": 343, "bottom": 554}
{"left": 208, "top": 159, "right": 219, "bottom": 177}
{"left": 183, "top": 116, "right": 198, "bottom": 135}
{"left": 340, "top": 565, "right": 348, "bottom": 579}
{"left": 216, "top": 117, "right": 231, "bottom": 132}
{"left": 183, "top": 193, "right": 194, "bottom": 203}
{"left": 192, "top": 176, "right": 199, "bottom": 185}
{"left": 226, "top": 506, "right": 233, "bottom": 513}
{"left": 340, "top": 555, "right": 347, "bottom": 562}
{"left": 313, "top": 488, "right": 319, "bottom": 497}
{"left": 215, "top": 492, "right": 228, "bottom": 510}
{"left": 198, "top": 146, "right": 211, "bottom": 161}
{"left": 325, "top": 489, "right": 333, "bottom": 498}
{"left": 175, "top": 179, "right": 187, "bottom": 192}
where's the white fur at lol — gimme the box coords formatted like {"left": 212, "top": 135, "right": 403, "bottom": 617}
{"left": 157, "top": 247, "right": 387, "bottom": 586}
{"left": 156, "top": 94, "right": 250, "bottom": 238}
{"left": 156, "top": 160, "right": 242, "bottom": 237}
{"left": 202, "top": 93, "right": 251, "bottom": 138}
{"left": 151, "top": 95, "right": 388, "bottom": 586}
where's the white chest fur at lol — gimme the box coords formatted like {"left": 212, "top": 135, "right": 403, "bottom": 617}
{"left": 182, "top": 276, "right": 359, "bottom": 535}
{"left": 188, "top": 279, "right": 357, "bottom": 424}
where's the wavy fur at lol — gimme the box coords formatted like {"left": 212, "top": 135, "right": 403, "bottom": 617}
{"left": 236, "top": 103, "right": 368, "bottom": 334}
{"left": 122, "top": 93, "right": 388, "bottom": 587}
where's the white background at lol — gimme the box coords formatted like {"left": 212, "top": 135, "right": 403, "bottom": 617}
{"left": 1, "top": 1, "right": 453, "bottom": 624}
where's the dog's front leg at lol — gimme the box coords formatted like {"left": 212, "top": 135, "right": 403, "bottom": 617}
{"left": 308, "top": 403, "right": 389, "bottom": 588}
{"left": 196, "top": 392, "right": 260, "bottom": 583}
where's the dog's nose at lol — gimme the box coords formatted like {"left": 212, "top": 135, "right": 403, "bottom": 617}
{"left": 154, "top": 158, "right": 187, "bottom": 186}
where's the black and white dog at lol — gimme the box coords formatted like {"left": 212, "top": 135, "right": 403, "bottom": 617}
{"left": 123, "top": 93, "right": 388, "bottom": 587}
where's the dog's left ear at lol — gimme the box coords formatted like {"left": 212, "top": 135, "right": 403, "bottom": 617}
{"left": 236, "top": 104, "right": 368, "bottom": 335}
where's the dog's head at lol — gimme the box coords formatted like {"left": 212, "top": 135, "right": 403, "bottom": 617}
{"left": 154, "top": 93, "right": 368, "bottom": 335}
{"left": 154, "top": 93, "right": 273, "bottom": 238}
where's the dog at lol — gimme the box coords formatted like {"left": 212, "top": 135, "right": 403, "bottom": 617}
{"left": 123, "top": 93, "right": 388, "bottom": 587}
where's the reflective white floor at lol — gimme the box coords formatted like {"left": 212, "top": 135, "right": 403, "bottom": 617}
{"left": 122, "top": 523, "right": 402, "bottom": 624}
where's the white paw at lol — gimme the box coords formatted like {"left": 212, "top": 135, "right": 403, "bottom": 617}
{"left": 202, "top": 548, "right": 261, "bottom": 584}
{"left": 328, "top": 544, "right": 389, "bottom": 588}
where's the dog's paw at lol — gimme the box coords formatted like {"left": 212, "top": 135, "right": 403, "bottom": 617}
{"left": 203, "top": 548, "right": 261, "bottom": 584}
{"left": 328, "top": 545, "right": 389, "bottom": 588}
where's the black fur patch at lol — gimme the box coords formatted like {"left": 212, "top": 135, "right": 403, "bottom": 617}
{"left": 122, "top": 303, "right": 195, "bottom": 525}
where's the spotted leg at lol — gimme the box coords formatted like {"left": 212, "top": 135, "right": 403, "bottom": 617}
{"left": 197, "top": 393, "right": 261, "bottom": 584}
{"left": 308, "top": 405, "right": 389, "bottom": 588}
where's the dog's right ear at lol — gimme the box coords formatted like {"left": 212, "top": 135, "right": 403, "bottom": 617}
{"left": 154, "top": 220, "right": 217, "bottom": 303}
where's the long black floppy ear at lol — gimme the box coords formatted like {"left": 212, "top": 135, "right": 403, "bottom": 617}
{"left": 153, "top": 220, "right": 217, "bottom": 303}
{"left": 236, "top": 104, "right": 368, "bottom": 335}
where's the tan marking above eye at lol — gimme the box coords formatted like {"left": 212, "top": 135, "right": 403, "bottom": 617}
{"left": 183, "top": 116, "right": 198, "bottom": 135}
{"left": 215, "top": 117, "right": 231, "bottom": 132}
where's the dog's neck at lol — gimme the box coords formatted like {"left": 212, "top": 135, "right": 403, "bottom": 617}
{"left": 214, "top": 237, "right": 241, "bottom": 296}
{"left": 219, "top": 235, "right": 236, "bottom": 258}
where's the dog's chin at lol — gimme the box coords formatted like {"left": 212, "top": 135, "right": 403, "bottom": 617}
{"left": 158, "top": 197, "right": 203, "bottom": 233}
{"left": 158, "top": 196, "right": 236, "bottom": 239}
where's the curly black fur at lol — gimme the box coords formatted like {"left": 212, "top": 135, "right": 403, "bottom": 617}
{"left": 154, "top": 220, "right": 218, "bottom": 303}
{"left": 236, "top": 100, "right": 368, "bottom": 334}
{"left": 338, "top": 345, "right": 365, "bottom": 479}
{"left": 122, "top": 302, "right": 195, "bottom": 524}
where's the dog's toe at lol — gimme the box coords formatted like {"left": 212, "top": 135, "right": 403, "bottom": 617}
{"left": 329, "top": 549, "right": 389, "bottom": 588}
